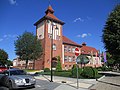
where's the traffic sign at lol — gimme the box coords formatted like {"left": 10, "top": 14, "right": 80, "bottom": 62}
{"left": 75, "top": 47, "right": 80, "bottom": 56}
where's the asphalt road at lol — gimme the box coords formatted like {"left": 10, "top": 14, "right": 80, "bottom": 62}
{"left": 0, "top": 79, "right": 61, "bottom": 90}
{"left": 26, "top": 79, "right": 61, "bottom": 90}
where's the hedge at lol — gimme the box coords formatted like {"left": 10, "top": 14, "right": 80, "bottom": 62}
{"left": 82, "top": 67, "right": 98, "bottom": 78}
{"left": 71, "top": 65, "right": 82, "bottom": 78}
{"left": 44, "top": 68, "right": 50, "bottom": 72}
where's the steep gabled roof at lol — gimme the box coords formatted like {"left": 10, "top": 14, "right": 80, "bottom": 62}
{"left": 62, "top": 36, "right": 81, "bottom": 47}
{"left": 34, "top": 5, "right": 64, "bottom": 26}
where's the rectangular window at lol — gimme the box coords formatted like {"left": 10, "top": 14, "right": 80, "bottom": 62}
{"left": 72, "top": 56, "right": 75, "bottom": 62}
{"left": 69, "top": 65, "right": 71, "bottom": 68}
{"left": 53, "top": 44, "right": 56, "bottom": 50}
{"left": 64, "top": 56, "right": 68, "bottom": 62}
{"left": 72, "top": 47, "right": 75, "bottom": 53}
{"left": 65, "top": 65, "right": 67, "bottom": 67}
{"left": 68, "top": 46, "right": 71, "bottom": 52}
{"left": 68, "top": 56, "right": 72, "bottom": 62}
{"left": 64, "top": 46, "right": 68, "bottom": 52}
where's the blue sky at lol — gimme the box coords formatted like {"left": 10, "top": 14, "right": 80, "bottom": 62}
{"left": 0, "top": 0, "right": 120, "bottom": 60}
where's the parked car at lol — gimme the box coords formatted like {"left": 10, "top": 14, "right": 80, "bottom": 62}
{"left": 0, "top": 67, "right": 8, "bottom": 73}
{"left": 0, "top": 68, "right": 36, "bottom": 90}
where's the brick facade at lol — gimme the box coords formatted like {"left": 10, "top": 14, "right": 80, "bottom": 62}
{"left": 13, "top": 5, "right": 102, "bottom": 70}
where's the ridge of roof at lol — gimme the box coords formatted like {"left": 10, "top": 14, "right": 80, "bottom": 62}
{"left": 62, "top": 36, "right": 81, "bottom": 47}
{"left": 81, "top": 45, "right": 97, "bottom": 51}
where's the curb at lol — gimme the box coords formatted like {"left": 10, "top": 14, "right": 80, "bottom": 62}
{"left": 97, "top": 75, "right": 105, "bottom": 81}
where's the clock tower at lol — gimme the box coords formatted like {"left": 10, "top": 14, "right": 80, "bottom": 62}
{"left": 34, "top": 5, "right": 64, "bottom": 69}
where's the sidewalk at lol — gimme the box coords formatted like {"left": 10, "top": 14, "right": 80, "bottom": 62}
{"left": 54, "top": 84, "right": 89, "bottom": 90}
{"left": 34, "top": 71, "right": 120, "bottom": 90}
{"left": 90, "top": 76, "right": 120, "bottom": 90}
{"left": 35, "top": 75, "right": 97, "bottom": 90}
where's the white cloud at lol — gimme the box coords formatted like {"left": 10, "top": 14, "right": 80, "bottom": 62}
{"left": 73, "top": 17, "right": 84, "bottom": 22}
{"left": 77, "top": 33, "right": 91, "bottom": 38}
{"left": 81, "top": 34, "right": 87, "bottom": 38}
{"left": 73, "top": 16, "right": 92, "bottom": 23}
{"left": 3, "top": 34, "right": 17, "bottom": 38}
{"left": 8, "top": 0, "right": 17, "bottom": 5}
{"left": 0, "top": 34, "right": 18, "bottom": 42}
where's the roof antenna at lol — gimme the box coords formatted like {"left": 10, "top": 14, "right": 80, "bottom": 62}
{"left": 49, "top": 0, "right": 51, "bottom": 6}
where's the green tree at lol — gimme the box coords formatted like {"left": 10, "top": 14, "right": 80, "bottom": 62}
{"left": 106, "top": 52, "right": 115, "bottom": 67}
{"left": 5, "top": 60, "right": 13, "bottom": 67}
{"left": 31, "top": 37, "right": 43, "bottom": 69}
{"left": 102, "top": 4, "right": 120, "bottom": 64}
{"left": 0, "top": 49, "right": 8, "bottom": 66}
{"left": 14, "top": 32, "right": 42, "bottom": 69}
{"left": 56, "top": 56, "right": 62, "bottom": 71}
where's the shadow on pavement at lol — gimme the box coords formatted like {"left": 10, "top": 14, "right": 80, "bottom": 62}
{"left": 0, "top": 87, "right": 9, "bottom": 90}
{"left": 98, "top": 80, "right": 120, "bottom": 87}
{"left": 42, "top": 75, "right": 51, "bottom": 82}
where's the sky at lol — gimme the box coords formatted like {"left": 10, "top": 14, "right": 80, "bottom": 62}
{"left": 0, "top": 0, "right": 120, "bottom": 60}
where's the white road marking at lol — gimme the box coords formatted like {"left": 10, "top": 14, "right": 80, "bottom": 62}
{"left": 36, "top": 85, "right": 41, "bottom": 87}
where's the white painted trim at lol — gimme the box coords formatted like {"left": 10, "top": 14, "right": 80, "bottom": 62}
{"left": 62, "top": 45, "right": 64, "bottom": 64}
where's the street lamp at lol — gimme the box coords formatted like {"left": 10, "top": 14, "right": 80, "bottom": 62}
{"left": 50, "top": 21, "right": 58, "bottom": 82}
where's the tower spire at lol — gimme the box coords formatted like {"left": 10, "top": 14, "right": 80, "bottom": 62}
{"left": 49, "top": 0, "right": 51, "bottom": 6}
{"left": 45, "top": 4, "right": 54, "bottom": 14}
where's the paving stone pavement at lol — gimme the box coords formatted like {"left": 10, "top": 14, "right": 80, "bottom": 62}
{"left": 35, "top": 75, "right": 97, "bottom": 90}
{"left": 35, "top": 73, "right": 120, "bottom": 90}
{"left": 90, "top": 76, "right": 120, "bottom": 90}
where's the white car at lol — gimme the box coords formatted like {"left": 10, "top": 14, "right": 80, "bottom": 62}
{"left": 0, "top": 68, "right": 36, "bottom": 90}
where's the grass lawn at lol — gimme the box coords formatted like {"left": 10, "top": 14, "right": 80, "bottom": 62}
{"left": 24, "top": 69, "right": 40, "bottom": 72}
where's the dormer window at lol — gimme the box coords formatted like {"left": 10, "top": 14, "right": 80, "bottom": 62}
{"left": 82, "top": 50, "right": 85, "bottom": 52}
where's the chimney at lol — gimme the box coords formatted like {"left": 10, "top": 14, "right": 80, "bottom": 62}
{"left": 82, "top": 42, "right": 86, "bottom": 46}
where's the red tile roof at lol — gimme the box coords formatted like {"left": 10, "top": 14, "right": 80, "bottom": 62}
{"left": 34, "top": 5, "right": 64, "bottom": 26}
{"left": 62, "top": 36, "right": 81, "bottom": 47}
{"left": 45, "top": 5, "right": 54, "bottom": 13}
{"left": 81, "top": 45, "right": 98, "bottom": 55}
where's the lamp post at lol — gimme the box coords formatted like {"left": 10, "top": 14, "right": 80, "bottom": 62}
{"left": 50, "top": 22, "right": 58, "bottom": 82}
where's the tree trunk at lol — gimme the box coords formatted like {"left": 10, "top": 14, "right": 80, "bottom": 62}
{"left": 25, "top": 60, "right": 28, "bottom": 69}
{"left": 33, "top": 59, "right": 35, "bottom": 70}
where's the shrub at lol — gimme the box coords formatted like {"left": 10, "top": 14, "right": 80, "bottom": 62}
{"left": 96, "top": 67, "right": 102, "bottom": 71}
{"left": 56, "top": 56, "right": 62, "bottom": 71}
{"left": 100, "top": 66, "right": 112, "bottom": 71}
{"left": 82, "top": 67, "right": 98, "bottom": 78}
{"left": 44, "top": 68, "right": 50, "bottom": 72}
{"left": 93, "top": 68, "right": 98, "bottom": 78}
{"left": 71, "top": 64, "right": 82, "bottom": 78}
{"left": 54, "top": 71, "right": 71, "bottom": 77}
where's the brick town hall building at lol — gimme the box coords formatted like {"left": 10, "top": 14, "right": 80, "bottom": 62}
{"left": 13, "top": 5, "right": 102, "bottom": 70}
